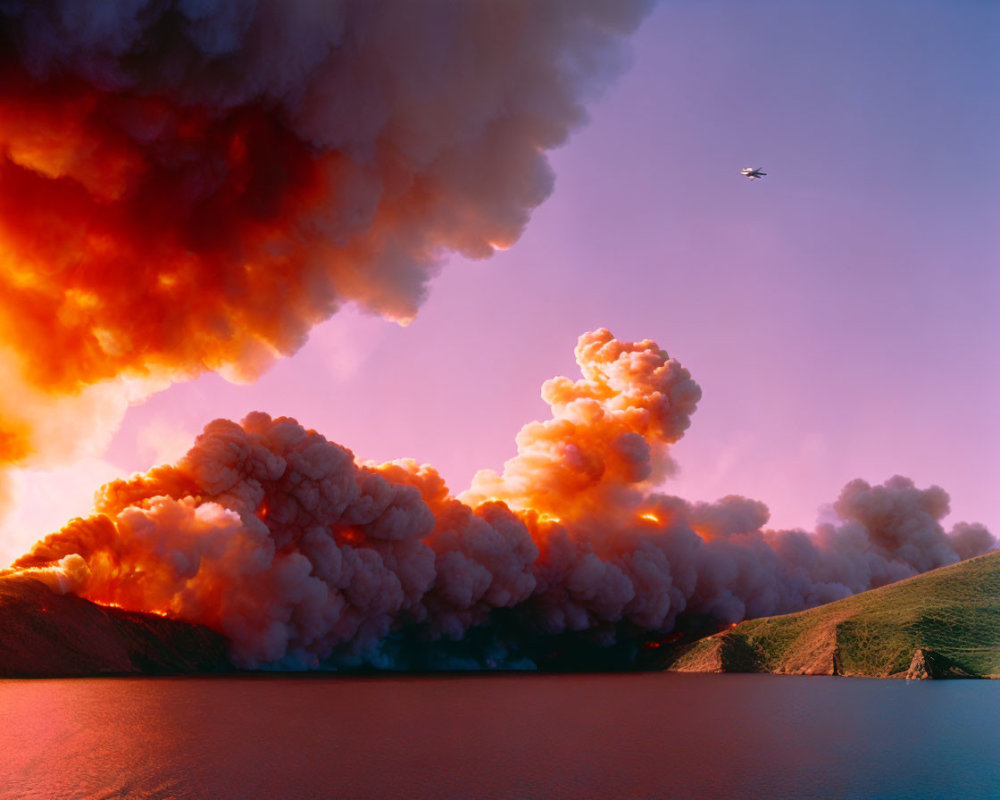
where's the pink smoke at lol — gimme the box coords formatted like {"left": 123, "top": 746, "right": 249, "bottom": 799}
{"left": 13, "top": 330, "right": 994, "bottom": 668}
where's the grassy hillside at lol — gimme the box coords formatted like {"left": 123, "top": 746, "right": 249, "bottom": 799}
{"left": 663, "top": 551, "right": 1000, "bottom": 678}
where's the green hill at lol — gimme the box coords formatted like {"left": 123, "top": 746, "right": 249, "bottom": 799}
{"left": 660, "top": 551, "right": 1000, "bottom": 679}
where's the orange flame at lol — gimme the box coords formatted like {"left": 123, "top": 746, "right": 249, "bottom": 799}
{"left": 92, "top": 598, "right": 170, "bottom": 618}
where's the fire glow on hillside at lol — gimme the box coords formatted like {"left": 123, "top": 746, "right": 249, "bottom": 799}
{"left": 14, "top": 330, "right": 994, "bottom": 669}
{"left": 0, "top": 3, "right": 993, "bottom": 671}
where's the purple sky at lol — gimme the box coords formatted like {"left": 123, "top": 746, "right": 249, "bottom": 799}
{"left": 3, "top": 0, "right": 997, "bottom": 564}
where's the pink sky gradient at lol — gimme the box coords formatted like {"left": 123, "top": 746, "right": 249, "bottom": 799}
{"left": 2, "top": 1, "right": 996, "bottom": 565}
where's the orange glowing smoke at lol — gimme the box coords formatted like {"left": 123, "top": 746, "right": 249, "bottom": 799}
{"left": 0, "top": 1, "right": 652, "bottom": 483}
{"left": 0, "top": 424, "right": 30, "bottom": 464}
{"left": 0, "top": 69, "right": 331, "bottom": 393}
{"left": 12, "top": 330, "right": 994, "bottom": 669}
{"left": 463, "top": 329, "right": 702, "bottom": 524}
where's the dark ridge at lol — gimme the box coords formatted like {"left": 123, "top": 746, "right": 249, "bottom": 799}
{"left": 0, "top": 576, "right": 232, "bottom": 677}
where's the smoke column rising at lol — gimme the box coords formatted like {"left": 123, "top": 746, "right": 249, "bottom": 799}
{"left": 14, "top": 330, "right": 995, "bottom": 668}
{"left": 0, "top": 0, "right": 651, "bottom": 485}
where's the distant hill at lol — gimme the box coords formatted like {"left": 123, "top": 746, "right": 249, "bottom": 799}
{"left": 3, "top": 552, "right": 999, "bottom": 677}
{"left": 0, "top": 576, "right": 231, "bottom": 677}
{"left": 657, "top": 551, "right": 1000, "bottom": 679}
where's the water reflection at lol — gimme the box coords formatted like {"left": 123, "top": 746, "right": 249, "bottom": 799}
{"left": 0, "top": 674, "right": 997, "bottom": 799}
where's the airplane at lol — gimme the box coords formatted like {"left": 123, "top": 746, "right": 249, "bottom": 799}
{"left": 740, "top": 167, "right": 766, "bottom": 180}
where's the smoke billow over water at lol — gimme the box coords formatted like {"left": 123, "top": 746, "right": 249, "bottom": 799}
{"left": 14, "top": 330, "right": 995, "bottom": 669}
{"left": 1, "top": 3, "right": 992, "bottom": 669}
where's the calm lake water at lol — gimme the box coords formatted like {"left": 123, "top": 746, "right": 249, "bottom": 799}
{"left": 0, "top": 673, "right": 997, "bottom": 800}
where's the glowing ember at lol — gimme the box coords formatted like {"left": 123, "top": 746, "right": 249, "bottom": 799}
{"left": 92, "top": 598, "right": 170, "bottom": 618}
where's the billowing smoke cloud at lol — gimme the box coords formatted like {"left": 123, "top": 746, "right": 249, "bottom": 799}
{"left": 13, "top": 331, "right": 995, "bottom": 668}
{"left": 0, "top": 1, "right": 651, "bottom": 481}
{"left": 463, "top": 330, "right": 703, "bottom": 521}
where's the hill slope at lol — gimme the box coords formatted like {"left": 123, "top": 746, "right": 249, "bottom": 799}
{"left": 0, "top": 576, "right": 232, "bottom": 677}
{"left": 3, "top": 552, "right": 998, "bottom": 677}
{"left": 661, "top": 551, "right": 1000, "bottom": 679}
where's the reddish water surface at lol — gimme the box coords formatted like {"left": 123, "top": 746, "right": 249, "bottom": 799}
{"left": 0, "top": 673, "right": 998, "bottom": 799}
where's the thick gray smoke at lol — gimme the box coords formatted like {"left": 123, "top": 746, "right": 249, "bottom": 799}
{"left": 14, "top": 331, "right": 995, "bottom": 669}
